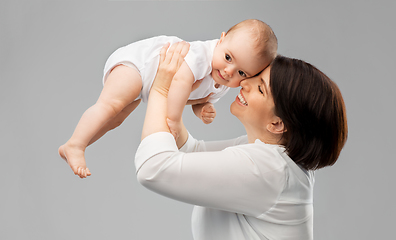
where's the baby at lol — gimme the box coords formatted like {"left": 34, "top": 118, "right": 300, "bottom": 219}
{"left": 59, "top": 19, "right": 278, "bottom": 178}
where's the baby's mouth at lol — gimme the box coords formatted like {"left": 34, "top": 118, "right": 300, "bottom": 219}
{"left": 218, "top": 70, "right": 226, "bottom": 81}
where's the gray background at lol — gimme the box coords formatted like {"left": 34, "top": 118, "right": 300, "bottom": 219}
{"left": 1, "top": 0, "right": 395, "bottom": 239}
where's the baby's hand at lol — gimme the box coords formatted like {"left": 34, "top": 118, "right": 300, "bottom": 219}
{"left": 200, "top": 103, "right": 216, "bottom": 124}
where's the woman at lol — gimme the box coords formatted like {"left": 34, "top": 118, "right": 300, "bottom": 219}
{"left": 135, "top": 42, "right": 348, "bottom": 239}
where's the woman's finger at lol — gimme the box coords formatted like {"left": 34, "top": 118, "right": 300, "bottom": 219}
{"left": 177, "top": 42, "right": 190, "bottom": 68}
{"left": 180, "top": 41, "right": 190, "bottom": 59}
{"left": 170, "top": 42, "right": 188, "bottom": 69}
{"left": 165, "top": 41, "right": 179, "bottom": 64}
{"left": 174, "top": 41, "right": 189, "bottom": 65}
{"left": 159, "top": 42, "right": 170, "bottom": 64}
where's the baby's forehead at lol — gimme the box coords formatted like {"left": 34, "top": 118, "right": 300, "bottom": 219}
{"left": 227, "top": 26, "right": 256, "bottom": 38}
{"left": 227, "top": 29, "right": 261, "bottom": 47}
{"left": 227, "top": 34, "right": 261, "bottom": 55}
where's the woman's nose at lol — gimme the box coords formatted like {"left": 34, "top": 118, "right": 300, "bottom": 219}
{"left": 240, "top": 75, "right": 260, "bottom": 90}
{"left": 239, "top": 79, "right": 250, "bottom": 90}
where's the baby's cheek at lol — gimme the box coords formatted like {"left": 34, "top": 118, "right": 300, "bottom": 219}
{"left": 230, "top": 79, "right": 243, "bottom": 88}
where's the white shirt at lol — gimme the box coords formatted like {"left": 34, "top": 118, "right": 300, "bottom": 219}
{"left": 103, "top": 36, "right": 229, "bottom": 103}
{"left": 135, "top": 132, "right": 314, "bottom": 240}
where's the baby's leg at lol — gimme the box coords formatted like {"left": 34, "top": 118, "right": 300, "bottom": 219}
{"left": 59, "top": 65, "right": 142, "bottom": 178}
{"left": 88, "top": 99, "right": 141, "bottom": 146}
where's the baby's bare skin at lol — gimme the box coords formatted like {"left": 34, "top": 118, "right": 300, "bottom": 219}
{"left": 58, "top": 65, "right": 142, "bottom": 178}
{"left": 58, "top": 75, "right": 211, "bottom": 178}
{"left": 59, "top": 144, "right": 91, "bottom": 178}
{"left": 198, "top": 102, "right": 217, "bottom": 124}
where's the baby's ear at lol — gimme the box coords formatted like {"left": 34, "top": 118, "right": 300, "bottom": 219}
{"left": 218, "top": 32, "right": 226, "bottom": 44}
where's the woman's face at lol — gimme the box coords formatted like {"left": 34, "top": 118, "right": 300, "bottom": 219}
{"left": 230, "top": 67, "right": 277, "bottom": 130}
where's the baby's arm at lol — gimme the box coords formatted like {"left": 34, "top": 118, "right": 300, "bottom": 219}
{"left": 192, "top": 102, "right": 216, "bottom": 124}
{"left": 167, "top": 62, "right": 195, "bottom": 138}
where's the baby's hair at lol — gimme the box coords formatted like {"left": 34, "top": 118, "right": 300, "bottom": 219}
{"left": 226, "top": 19, "right": 278, "bottom": 63}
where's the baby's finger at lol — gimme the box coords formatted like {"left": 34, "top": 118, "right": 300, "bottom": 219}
{"left": 203, "top": 112, "right": 216, "bottom": 118}
{"left": 204, "top": 106, "right": 214, "bottom": 112}
{"left": 202, "top": 117, "right": 214, "bottom": 124}
{"left": 203, "top": 103, "right": 215, "bottom": 112}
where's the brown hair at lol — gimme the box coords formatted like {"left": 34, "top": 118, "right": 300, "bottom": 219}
{"left": 226, "top": 19, "right": 278, "bottom": 63}
{"left": 270, "top": 55, "right": 348, "bottom": 170}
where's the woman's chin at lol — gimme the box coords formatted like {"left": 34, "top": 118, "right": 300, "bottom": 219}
{"left": 230, "top": 101, "right": 238, "bottom": 116}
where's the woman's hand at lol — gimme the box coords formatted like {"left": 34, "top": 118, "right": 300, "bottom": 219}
{"left": 150, "top": 41, "right": 190, "bottom": 98}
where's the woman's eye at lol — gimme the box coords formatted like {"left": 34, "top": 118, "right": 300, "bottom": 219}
{"left": 258, "top": 85, "right": 264, "bottom": 94}
{"left": 225, "top": 54, "right": 231, "bottom": 61}
{"left": 238, "top": 70, "right": 246, "bottom": 77}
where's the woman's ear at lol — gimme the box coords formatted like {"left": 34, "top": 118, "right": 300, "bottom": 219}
{"left": 267, "top": 117, "right": 286, "bottom": 134}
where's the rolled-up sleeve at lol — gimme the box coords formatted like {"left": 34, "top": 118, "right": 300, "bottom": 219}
{"left": 179, "top": 132, "right": 249, "bottom": 153}
{"left": 135, "top": 132, "right": 178, "bottom": 173}
{"left": 135, "top": 132, "right": 286, "bottom": 217}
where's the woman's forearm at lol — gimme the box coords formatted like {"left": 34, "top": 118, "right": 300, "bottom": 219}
{"left": 141, "top": 88, "right": 170, "bottom": 140}
{"left": 141, "top": 90, "right": 188, "bottom": 148}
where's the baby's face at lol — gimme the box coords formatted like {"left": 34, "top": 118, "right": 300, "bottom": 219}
{"left": 211, "top": 30, "right": 267, "bottom": 88}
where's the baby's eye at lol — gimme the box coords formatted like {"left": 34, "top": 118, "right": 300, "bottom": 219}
{"left": 238, "top": 70, "right": 246, "bottom": 77}
{"left": 225, "top": 54, "right": 231, "bottom": 62}
{"left": 258, "top": 85, "right": 264, "bottom": 94}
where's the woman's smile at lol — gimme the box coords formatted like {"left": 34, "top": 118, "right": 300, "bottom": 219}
{"left": 237, "top": 91, "right": 248, "bottom": 106}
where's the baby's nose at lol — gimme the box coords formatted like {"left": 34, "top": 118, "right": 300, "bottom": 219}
{"left": 224, "top": 66, "right": 235, "bottom": 77}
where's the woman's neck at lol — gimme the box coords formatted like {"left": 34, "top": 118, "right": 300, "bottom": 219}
{"left": 246, "top": 128, "right": 283, "bottom": 145}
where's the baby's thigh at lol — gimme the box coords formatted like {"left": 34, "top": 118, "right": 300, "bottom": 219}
{"left": 100, "top": 65, "right": 143, "bottom": 107}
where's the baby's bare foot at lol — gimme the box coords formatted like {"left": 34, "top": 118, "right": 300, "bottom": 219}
{"left": 58, "top": 145, "right": 68, "bottom": 163}
{"left": 58, "top": 144, "right": 91, "bottom": 178}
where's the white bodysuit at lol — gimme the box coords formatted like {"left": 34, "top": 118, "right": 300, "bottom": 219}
{"left": 135, "top": 132, "right": 315, "bottom": 240}
{"left": 103, "top": 36, "right": 230, "bottom": 103}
